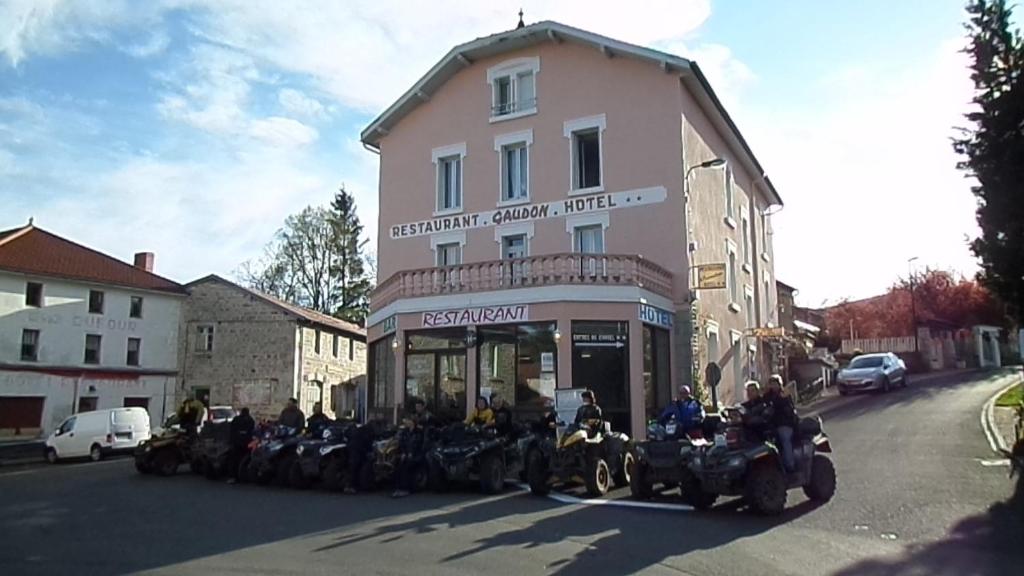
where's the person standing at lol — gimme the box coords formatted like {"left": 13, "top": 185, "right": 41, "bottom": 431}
{"left": 227, "top": 407, "right": 255, "bottom": 483}
{"left": 278, "top": 398, "right": 305, "bottom": 431}
{"left": 392, "top": 416, "right": 427, "bottom": 498}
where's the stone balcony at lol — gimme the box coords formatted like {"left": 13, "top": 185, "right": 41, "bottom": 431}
{"left": 370, "top": 253, "right": 674, "bottom": 312}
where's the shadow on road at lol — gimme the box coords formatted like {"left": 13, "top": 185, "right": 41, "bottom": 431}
{"left": 832, "top": 473, "right": 1024, "bottom": 576}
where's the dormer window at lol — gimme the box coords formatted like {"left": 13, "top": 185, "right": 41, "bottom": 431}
{"left": 487, "top": 57, "right": 540, "bottom": 122}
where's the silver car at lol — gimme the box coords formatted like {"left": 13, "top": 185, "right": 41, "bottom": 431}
{"left": 837, "top": 353, "right": 907, "bottom": 395}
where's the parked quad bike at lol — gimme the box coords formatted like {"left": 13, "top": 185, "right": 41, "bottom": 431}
{"left": 356, "top": 427, "right": 438, "bottom": 492}
{"left": 426, "top": 425, "right": 532, "bottom": 494}
{"left": 288, "top": 424, "right": 354, "bottom": 490}
{"left": 685, "top": 409, "right": 837, "bottom": 515}
{"left": 629, "top": 421, "right": 708, "bottom": 502}
{"left": 526, "top": 418, "right": 632, "bottom": 497}
{"left": 238, "top": 425, "right": 302, "bottom": 485}
{"left": 134, "top": 429, "right": 201, "bottom": 477}
{"left": 194, "top": 421, "right": 235, "bottom": 481}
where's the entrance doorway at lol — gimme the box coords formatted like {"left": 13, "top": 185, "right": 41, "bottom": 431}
{"left": 405, "top": 330, "right": 468, "bottom": 423}
{"left": 642, "top": 325, "right": 671, "bottom": 421}
{"left": 571, "top": 321, "right": 630, "bottom": 433}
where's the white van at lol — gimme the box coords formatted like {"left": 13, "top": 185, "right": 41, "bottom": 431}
{"left": 45, "top": 407, "right": 152, "bottom": 463}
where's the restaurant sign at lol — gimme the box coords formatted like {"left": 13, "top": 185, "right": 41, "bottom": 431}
{"left": 390, "top": 186, "right": 667, "bottom": 239}
{"left": 422, "top": 305, "right": 529, "bottom": 328}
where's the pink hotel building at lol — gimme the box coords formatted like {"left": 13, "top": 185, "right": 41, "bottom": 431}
{"left": 362, "top": 21, "right": 783, "bottom": 438}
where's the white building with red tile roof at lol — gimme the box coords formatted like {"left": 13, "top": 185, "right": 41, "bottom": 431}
{"left": 0, "top": 223, "right": 187, "bottom": 436}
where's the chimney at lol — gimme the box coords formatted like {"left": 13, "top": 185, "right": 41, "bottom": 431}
{"left": 133, "top": 252, "right": 155, "bottom": 273}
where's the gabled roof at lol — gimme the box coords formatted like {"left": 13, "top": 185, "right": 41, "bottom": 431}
{"left": 187, "top": 275, "right": 366, "bottom": 339}
{"left": 0, "top": 224, "right": 187, "bottom": 294}
{"left": 361, "top": 20, "right": 782, "bottom": 206}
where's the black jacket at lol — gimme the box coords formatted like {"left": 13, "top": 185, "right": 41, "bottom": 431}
{"left": 278, "top": 406, "right": 305, "bottom": 431}
{"left": 398, "top": 427, "right": 427, "bottom": 461}
{"left": 765, "top": 391, "right": 798, "bottom": 429}
{"left": 414, "top": 410, "right": 438, "bottom": 429}
{"left": 574, "top": 403, "right": 603, "bottom": 426}
{"left": 493, "top": 406, "right": 514, "bottom": 436}
{"left": 229, "top": 413, "right": 256, "bottom": 447}
{"left": 307, "top": 413, "right": 331, "bottom": 437}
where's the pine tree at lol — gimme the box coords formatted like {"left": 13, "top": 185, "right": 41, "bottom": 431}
{"left": 953, "top": 0, "right": 1024, "bottom": 323}
{"left": 328, "top": 185, "right": 373, "bottom": 324}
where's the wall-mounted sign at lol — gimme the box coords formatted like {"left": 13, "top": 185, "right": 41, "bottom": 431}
{"left": 748, "top": 326, "right": 786, "bottom": 338}
{"left": 389, "top": 186, "right": 668, "bottom": 239}
{"left": 381, "top": 315, "right": 397, "bottom": 334}
{"left": 422, "top": 305, "right": 528, "bottom": 328}
{"left": 639, "top": 303, "right": 674, "bottom": 329}
{"left": 695, "top": 263, "right": 727, "bottom": 290}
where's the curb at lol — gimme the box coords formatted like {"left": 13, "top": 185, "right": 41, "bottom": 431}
{"left": 981, "top": 375, "right": 1021, "bottom": 455}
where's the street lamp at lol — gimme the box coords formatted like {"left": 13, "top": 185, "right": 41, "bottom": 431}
{"left": 908, "top": 257, "right": 919, "bottom": 353}
{"left": 685, "top": 157, "right": 726, "bottom": 407}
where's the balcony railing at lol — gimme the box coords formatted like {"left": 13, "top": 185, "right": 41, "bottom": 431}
{"left": 371, "top": 253, "right": 674, "bottom": 312}
{"left": 491, "top": 97, "right": 537, "bottom": 117}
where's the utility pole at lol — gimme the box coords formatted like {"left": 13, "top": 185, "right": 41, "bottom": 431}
{"left": 908, "top": 257, "right": 919, "bottom": 352}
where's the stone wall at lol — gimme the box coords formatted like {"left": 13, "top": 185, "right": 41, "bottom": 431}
{"left": 297, "top": 326, "right": 367, "bottom": 419}
{"left": 179, "top": 281, "right": 297, "bottom": 422}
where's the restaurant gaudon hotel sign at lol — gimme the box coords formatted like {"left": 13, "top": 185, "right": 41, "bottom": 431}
{"left": 423, "top": 305, "right": 529, "bottom": 328}
{"left": 390, "top": 186, "right": 668, "bottom": 239}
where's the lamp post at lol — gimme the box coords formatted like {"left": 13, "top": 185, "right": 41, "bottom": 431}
{"left": 908, "top": 257, "right": 919, "bottom": 353}
{"left": 685, "top": 157, "right": 726, "bottom": 408}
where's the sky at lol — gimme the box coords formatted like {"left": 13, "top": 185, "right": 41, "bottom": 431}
{"left": 0, "top": 0, "right": 999, "bottom": 307}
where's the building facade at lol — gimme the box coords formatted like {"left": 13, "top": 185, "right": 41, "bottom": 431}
{"left": 362, "top": 22, "right": 782, "bottom": 438}
{"left": 0, "top": 224, "right": 186, "bottom": 436}
{"left": 179, "top": 276, "right": 367, "bottom": 422}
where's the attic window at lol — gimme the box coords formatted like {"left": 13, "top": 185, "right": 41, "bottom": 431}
{"left": 487, "top": 57, "right": 540, "bottom": 121}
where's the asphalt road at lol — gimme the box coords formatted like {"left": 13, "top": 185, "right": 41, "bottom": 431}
{"left": 1, "top": 369, "right": 1021, "bottom": 576}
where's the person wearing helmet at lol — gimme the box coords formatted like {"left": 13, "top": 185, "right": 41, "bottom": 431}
{"left": 657, "top": 384, "right": 705, "bottom": 438}
{"left": 464, "top": 396, "right": 494, "bottom": 427}
{"left": 573, "top": 390, "right": 603, "bottom": 427}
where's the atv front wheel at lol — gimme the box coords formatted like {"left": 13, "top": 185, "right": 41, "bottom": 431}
{"left": 154, "top": 450, "right": 179, "bottom": 477}
{"left": 679, "top": 470, "right": 716, "bottom": 510}
{"left": 803, "top": 454, "right": 837, "bottom": 503}
{"left": 479, "top": 454, "right": 505, "bottom": 494}
{"left": 288, "top": 460, "right": 312, "bottom": 490}
{"left": 629, "top": 461, "right": 654, "bottom": 500}
{"left": 322, "top": 458, "right": 346, "bottom": 491}
{"left": 275, "top": 454, "right": 296, "bottom": 486}
{"left": 746, "top": 462, "right": 787, "bottom": 515}
{"left": 428, "top": 460, "right": 448, "bottom": 493}
{"left": 614, "top": 452, "right": 634, "bottom": 488}
{"left": 584, "top": 457, "right": 611, "bottom": 497}
{"left": 237, "top": 454, "right": 253, "bottom": 484}
{"left": 357, "top": 461, "right": 375, "bottom": 491}
{"left": 526, "top": 449, "right": 550, "bottom": 496}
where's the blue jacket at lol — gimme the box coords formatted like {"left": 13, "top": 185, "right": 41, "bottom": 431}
{"left": 658, "top": 398, "right": 705, "bottom": 430}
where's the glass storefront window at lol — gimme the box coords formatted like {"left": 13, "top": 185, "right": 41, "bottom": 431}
{"left": 408, "top": 330, "right": 466, "bottom": 350}
{"left": 368, "top": 336, "right": 396, "bottom": 421}
{"left": 476, "top": 323, "right": 557, "bottom": 418}
{"left": 405, "top": 329, "right": 468, "bottom": 424}
{"left": 643, "top": 325, "right": 671, "bottom": 421}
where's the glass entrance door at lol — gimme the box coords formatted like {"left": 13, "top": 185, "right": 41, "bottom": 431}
{"left": 571, "top": 321, "right": 630, "bottom": 433}
{"left": 405, "top": 347, "right": 467, "bottom": 423}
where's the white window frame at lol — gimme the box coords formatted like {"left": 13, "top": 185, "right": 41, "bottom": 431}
{"left": 759, "top": 203, "right": 771, "bottom": 262}
{"left": 494, "top": 222, "right": 535, "bottom": 257}
{"left": 431, "top": 142, "right": 466, "bottom": 216}
{"left": 565, "top": 212, "right": 609, "bottom": 252}
{"left": 723, "top": 166, "right": 737, "bottom": 228}
{"left": 740, "top": 206, "right": 752, "bottom": 273}
{"left": 494, "top": 129, "right": 533, "bottom": 206}
{"left": 431, "top": 231, "right": 466, "bottom": 267}
{"left": 564, "top": 114, "right": 607, "bottom": 196}
{"left": 500, "top": 233, "right": 529, "bottom": 260}
{"left": 196, "top": 324, "right": 215, "bottom": 353}
{"left": 744, "top": 285, "right": 755, "bottom": 329}
{"left": 726, "top": 239, "right": 740, "bottom": 312}
{"left": 746, "top": 341, "right": 758, "bottom": 381}
{"left": 706, "top": 321, "right": 721, "bottom": 366}
{"left": 762, "top": 270, "right": 774, "bottom": 327}
{"left": 487, "top": 57, "right": 540, "bottom": 123}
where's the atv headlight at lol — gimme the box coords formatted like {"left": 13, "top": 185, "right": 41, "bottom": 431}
{"left": 144, "top": 445, "right": 152, "bottom": 452}
{"left": 725, "top": 455, "right": 745, "bottom": 468}
{"left": 296, "top": 444, "right": 305, "bottom": 456}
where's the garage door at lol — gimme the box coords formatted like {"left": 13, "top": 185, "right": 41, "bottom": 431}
{"left": 0, "top": 396, "right": 46, "bottom": 430}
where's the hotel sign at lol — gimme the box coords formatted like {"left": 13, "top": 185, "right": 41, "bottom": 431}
{"left": 390, "top": 186, "right": 668, "bottom": 239}
{"left": 639, "top": 303, "right": 674, "bottom": 329}
{"left": 422, "top": 305, "right": 529, "bottom": 328}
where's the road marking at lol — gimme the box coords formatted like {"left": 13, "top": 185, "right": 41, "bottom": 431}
{"left": 978, "top": 459, "right": 1011, "bottom": 467}
{"left": 981, "top": 376, "right": 1021, "bottom": 455}
{"left": 511, "top": 482, "right": 695, "bottom": 512}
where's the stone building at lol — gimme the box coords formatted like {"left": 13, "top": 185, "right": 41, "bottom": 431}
{"left": 179, "top": 275, "right": 366, "bottom": 421}
{"left": 0, "top": 223, "right": 186, "bottom": 436}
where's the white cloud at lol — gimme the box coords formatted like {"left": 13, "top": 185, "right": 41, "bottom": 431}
{"left": 122, "top": 30, "right": 170, "bottom": 58}
{"left": 248, "top": 116, "right": 319, "bottom": 147}
{"left": 278, "top": 88, "right": 327, "bottom": 120}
